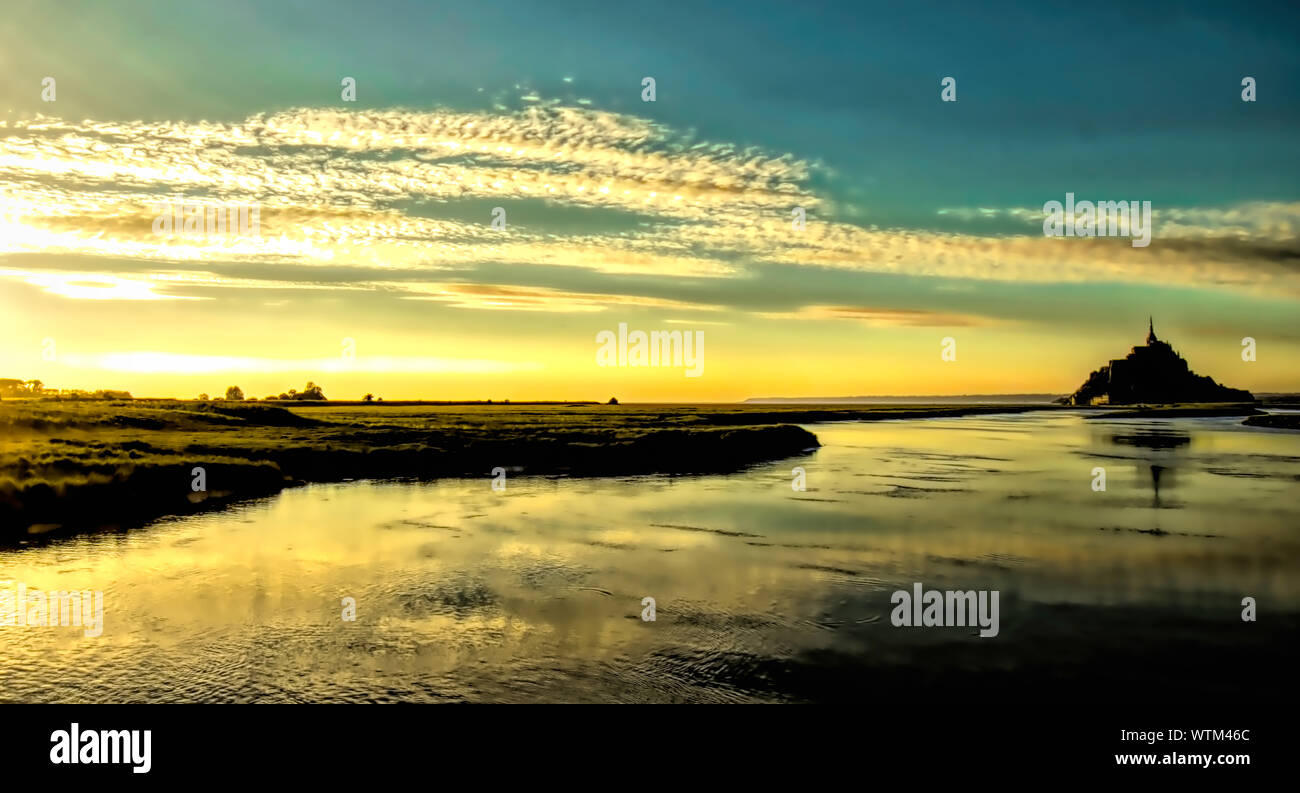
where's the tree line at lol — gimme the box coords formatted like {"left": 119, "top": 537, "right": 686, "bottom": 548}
{"left": 199, "top": 382, "right": 328, "bottom": 401}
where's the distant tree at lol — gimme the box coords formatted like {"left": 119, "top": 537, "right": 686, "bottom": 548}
{"left": 362, "top": 393, "right": 374, "bottom": 403}
{"left": 607, "top": 397, "right": 618, "bottom": 405}
{"left": 198, "top": 393, "right": 209, "bottom": 401}
{"left": 299, "top": 381, "right": 326, "bottom": 400}
{"left": 225, "top": 386, "right": 245, "bottom": 401}
{"left": 24, "top": 379, "right": 44, "bottom": 395}
{"left": 264, "top": 395, "right": 279, "bottom": 401}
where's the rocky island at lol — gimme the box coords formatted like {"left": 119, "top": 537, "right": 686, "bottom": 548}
{"left": 1064, "top": 319, "right": 1253, "bottom": 406}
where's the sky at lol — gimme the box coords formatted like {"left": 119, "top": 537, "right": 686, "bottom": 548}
{"left": 0, "top": 0, "right": 1297, "bottom": 401}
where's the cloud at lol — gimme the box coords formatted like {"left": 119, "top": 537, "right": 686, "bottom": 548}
{"left": 0, "top": 262, "right": 729, "bottom": 313}
{"left": 2, "top": 107, "right": 1298, "bottom": 303}
{"left": 0, "top": 265, "right": 354, "bottom": 300}
{"left": 391, "top": 281, "right": 723, "bottom": 312}
{"left": 75, "top": 352, "right": 542, "bottom": 375}
{"left": 754, "top": 305, "right": 1000, "bottom": 326}
{"left": 937, "top": 201, "right": 1300, "bottom": 242}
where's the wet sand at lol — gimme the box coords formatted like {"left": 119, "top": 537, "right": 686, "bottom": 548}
{"left": 2, "top": 410, "right": 1295, "bottom": 703}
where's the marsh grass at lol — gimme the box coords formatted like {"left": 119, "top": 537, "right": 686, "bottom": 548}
{"left": 1, "top": 400, "right": 1082, "bottom": 539}
{"left": 1, "top": 400, "right": 853, "bottom": 538}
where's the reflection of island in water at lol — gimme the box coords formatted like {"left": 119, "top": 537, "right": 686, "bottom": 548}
{"left": 1065, "top": 319, "right": 1253, "bottom": 406}
{"left": 1110, "top": 431, "right": 1191, "bottom": 451}
{"left": 1108, "top": 428, "right": 1192, "bottom": 508}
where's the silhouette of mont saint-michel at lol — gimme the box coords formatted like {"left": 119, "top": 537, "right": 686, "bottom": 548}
{"left": 1065, "top": 319, "right": 1253, "bottom": 406}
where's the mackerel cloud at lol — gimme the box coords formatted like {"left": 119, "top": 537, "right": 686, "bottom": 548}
{"left": 1, "top": 106, "right": 1297, "bottom": 306}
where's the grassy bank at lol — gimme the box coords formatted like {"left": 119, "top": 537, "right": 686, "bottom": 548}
{"left": 2, "top": 400, "right": 828, "bottom": 539}
{"left": 1243, "top": 413, "right": 1300, "bottom": 430}
{"left": 0, "top": 400, "right": 1074, "bottom": 539}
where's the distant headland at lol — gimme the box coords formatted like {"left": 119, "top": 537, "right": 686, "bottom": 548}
{"left": 1063, "top": 319, "right": 1253, "bottom": 406}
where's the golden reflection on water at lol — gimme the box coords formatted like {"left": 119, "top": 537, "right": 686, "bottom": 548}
{"left": 1, "top": 412, "right": 1297, "bottom": 702}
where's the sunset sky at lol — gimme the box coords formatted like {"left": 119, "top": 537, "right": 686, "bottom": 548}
{"left": 1, "top": 0, "right": 1297, "bottom": 401}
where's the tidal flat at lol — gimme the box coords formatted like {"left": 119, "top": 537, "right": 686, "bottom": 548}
{"left": 0, "top": 409, "right": 1295, "bottom": 703}
{"left": 1, "top": 400, "right": 1060, "bottom": 538}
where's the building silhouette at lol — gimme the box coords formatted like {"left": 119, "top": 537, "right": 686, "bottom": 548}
{"left": 1066, "top": 319, "right": 1253, "bottom": 405}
